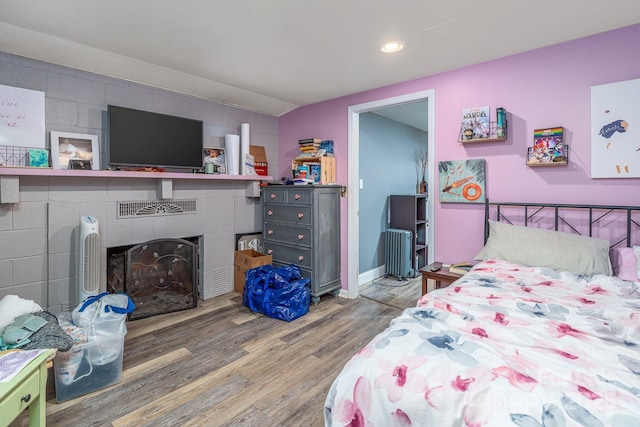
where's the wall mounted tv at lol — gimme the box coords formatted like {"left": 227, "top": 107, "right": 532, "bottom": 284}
{"left": 108, "top": 105, "right": 204, "bottom": 171}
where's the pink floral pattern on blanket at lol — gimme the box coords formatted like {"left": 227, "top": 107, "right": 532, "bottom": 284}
{"left": 324, "top": 259, "right": 640, "bottom": 426}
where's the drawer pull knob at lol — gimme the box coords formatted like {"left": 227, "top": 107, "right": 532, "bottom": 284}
{"left": 267, "top": 249, "right": 273, "bottom": 255}
{"left": 270, "top": 193, "right": 276, "bottom": 199}
{"left": 268, "top": 210, "right": 273, "bottom": 216}
{"left": 298, "top": 234, "right": 304, "bottom": 240}
{"left": 21, "top": 394, "right": 31, "bottom": 403}
{"left": 268, "top": 230, "right": 274, "bottom": 235}
{"left": 298, "top": 255, "right": 304, "bottom": 261}
{"left": 294, "top": 194, "right": 301, "bottom": 200}
{"left": 298, "top": 213, "right": 304, "bottom": 219}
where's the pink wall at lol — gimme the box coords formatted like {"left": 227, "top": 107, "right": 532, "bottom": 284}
{"left": 278, "top": 24, "right": 640, "bottom": 290}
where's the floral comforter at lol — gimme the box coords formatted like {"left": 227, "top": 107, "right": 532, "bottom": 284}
{"left": 324, "top": 259, "right": 640, "bottom": 426}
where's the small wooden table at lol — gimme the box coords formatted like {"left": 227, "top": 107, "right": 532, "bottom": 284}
{"left": 0, "top": 349, "right": 53, "bottom": 427}
{"left": 419, "top": 266, "right": 464, "bottom": 294}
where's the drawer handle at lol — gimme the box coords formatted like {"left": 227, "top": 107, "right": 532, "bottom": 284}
{"left": 21, "top": 394, "right": 31, "bottom": 403}
{"left": 298, "top": 213, "right": 304, "bottom": 219}
{"left": 298, "top": 255, "right": 304, "bottom": 261}
{"left": 268, "top": 230, "right": 274, "bottom": 235}
{"left": 268, "top": 210, "right": 273, "bottom": 216}
{"left": 298, "top": 234, "right": 304, "bottom": 240}
{"left": 267, "top": 249, "right": 273, "bottom": 255}
{"left": 270, "top": 193, "right": 276, "bottom": 199}
{"left": 294, "top": 194, "right": 301, "bottom": 200}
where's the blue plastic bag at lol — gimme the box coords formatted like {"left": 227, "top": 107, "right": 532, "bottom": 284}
{"left": 243, "top": 264, "right": 311, "bottom": 322}
{"left": 243, "top": 265, "right": 272, "bottom": 313}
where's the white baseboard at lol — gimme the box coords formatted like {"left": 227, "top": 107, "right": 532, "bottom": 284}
{"left": 336, "top": 288, "right": 349, "bottom": 298}
{"left": 358, "top": 265, "right": 385, "bottom": 287}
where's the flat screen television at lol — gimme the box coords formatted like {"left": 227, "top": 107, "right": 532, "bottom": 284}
{"left": 107, "top": 105, "right": 203, "bottom": 171}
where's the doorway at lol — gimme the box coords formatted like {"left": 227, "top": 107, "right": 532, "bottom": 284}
{"left": 347, "top": 89, "right": 435, "bottom": 301}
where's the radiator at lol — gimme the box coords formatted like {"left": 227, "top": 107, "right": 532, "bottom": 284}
{"left": 384, "top": 228, "right": 414, "bottom": 279}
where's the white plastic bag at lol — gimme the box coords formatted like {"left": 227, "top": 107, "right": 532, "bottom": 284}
{"left": 72, "top": 292, "right": 135, "bottom": 335}
{"left": 71, "top": 292, "right": 135, "bottom": 365}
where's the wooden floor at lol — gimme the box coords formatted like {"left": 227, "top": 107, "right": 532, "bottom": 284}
{"left": 358, "top": 275, "right": 423, "bottom": 310}
{"left": 12, "top": 292, "right": 403, "bottom": 427}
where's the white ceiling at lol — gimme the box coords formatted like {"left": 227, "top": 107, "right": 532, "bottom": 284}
{"left": 0, "top": 1, "right": 638, "bottom": 116}
{"left": 372, "top": 100, "right": 429, "bottom": 132}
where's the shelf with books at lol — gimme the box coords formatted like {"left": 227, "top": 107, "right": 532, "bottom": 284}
{"left": 458, "top": 106, "right": 507, "bottom": 143}
{"left": 291, "top": 155, "right": 336, "bottom": 185}
{"left": 526, "top": 127, "right": 568, "bottom": 166}
{"left": 526, "top": 146, "right": 569, "bottom": 166}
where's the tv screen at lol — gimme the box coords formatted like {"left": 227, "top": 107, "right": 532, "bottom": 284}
{"left": 108, "top": 105, "right": 203, "bottom": 170}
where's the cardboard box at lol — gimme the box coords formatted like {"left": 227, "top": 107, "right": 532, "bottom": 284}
{"left": 250, "top": 145, "right": 268, "bottom": 176}
{"left": 291, "top": 156, "right": 336, "bottom": 184}
{"left": 234, "top": 249, "right": 272, "bottom": 293}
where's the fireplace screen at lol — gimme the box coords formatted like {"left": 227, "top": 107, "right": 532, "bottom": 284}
{"left": 107, "top": 237, "right": 199, "bottom": 320}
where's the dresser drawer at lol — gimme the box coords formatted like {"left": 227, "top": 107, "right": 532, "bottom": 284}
{"left": 264, "top": 224, "right": 312, "bottom": 247}
{"left": 264, "top": 243, "right": 312, "bottom": 269}
{"left": 0, "top": 369, "right": 40, "bottom": 422}
{"left": 262, "top": 188, "right": 312, "bottom": 204}
{"left": 264, "top": 205, "right": 312, "bottom": 226}
{"left": 284, "top": 189, "right": 312, "bottom": 204}
{"left": 263, "top": 188, "right": 286, "bottom": 203}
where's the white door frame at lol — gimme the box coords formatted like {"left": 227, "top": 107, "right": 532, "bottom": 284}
{"left": 347, "top": 89, "right": 436, "bottom": 298}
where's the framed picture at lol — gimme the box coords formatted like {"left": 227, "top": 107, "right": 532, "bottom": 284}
{"left": 438, "top": 158, "right": 486, "bottom": 203}
{"left": 69, "top": 159, "right": 92, "bottom": 170}
{"left": 50, "top": 131, "right": 99, "bottom": 170}
{"left": 203, "top": 147, "right": 227, "bottom": 174}
{"left": 591, "top": 77, "right": 640, "bottom": 177}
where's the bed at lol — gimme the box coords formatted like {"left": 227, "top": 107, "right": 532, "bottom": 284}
{"left": 324, "top": 202, "right": 640, "bottom": 426}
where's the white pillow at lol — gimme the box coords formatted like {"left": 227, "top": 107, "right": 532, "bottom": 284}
{"left": 610, "top": 247, "right": 638, "bottom": 281}
{"left": 633, "top": 246, "right": 640, "bottom": 279}
{"left": 475, "top": 220, "right": 612, "bottom": 276}
{"left": 0, "top": 295, "right": 42, "bottom": 330}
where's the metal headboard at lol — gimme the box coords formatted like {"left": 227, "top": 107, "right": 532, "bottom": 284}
{"left": 484, "top": 200, "right": 640, "bottom": 248}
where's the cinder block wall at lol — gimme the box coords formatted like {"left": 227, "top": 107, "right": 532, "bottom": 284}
{"left": 0, "top": 51, "right": 278, "bottom": 312}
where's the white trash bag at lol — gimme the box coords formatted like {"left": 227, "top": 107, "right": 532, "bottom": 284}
{"left": 71, "top": 292, "right": 135, "bottom": 365}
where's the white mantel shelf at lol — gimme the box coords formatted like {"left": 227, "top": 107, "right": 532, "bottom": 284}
{"left": 0, "top": 167, "right": 272, "bottom": 181}
{"left": 0, "top": 167, "right": 272, "bottom": 203}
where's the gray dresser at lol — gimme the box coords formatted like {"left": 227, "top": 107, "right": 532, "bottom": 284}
{"left": 262, "top": 185, "right": 341, "bottom": 304}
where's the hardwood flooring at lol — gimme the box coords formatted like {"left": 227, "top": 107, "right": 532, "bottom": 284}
{"left": 11, "top": 292, "right": 402, "bottom": 427}
{"left": 358, "top": 275, "right": 422, "bottom": 310}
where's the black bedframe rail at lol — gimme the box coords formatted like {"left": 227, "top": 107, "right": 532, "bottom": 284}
{"left": 484, "top": 200, "right": 640, "bottom": 247}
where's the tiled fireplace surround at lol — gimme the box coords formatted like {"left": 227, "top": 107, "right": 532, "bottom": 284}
{"left": 1, "top": 175, "right": 263, "bottom": 313}
{"left": 0, "top": 51, "right": 278, "bottom": 313}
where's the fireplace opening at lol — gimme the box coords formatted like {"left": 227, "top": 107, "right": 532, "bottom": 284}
{"left": 107, "top": 236, "right": 199, "bottom": 320}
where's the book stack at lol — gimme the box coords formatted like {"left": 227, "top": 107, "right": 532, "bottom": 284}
{"left": 449, "top": 262, "right": 473, "bottom": 275}
{"left": 298, "top": 138, "right": 322, "bottom": 157}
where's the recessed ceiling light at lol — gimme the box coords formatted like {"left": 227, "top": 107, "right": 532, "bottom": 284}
{"left": 381, "top": 41, "right": 404, "bottom": 53}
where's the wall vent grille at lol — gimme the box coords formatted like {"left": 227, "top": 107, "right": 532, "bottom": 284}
{"left": 117, "top": 199, "right": 197, "bottom": 218}
{"left": 210, "top": 267, "right": 230, "bottom": 297}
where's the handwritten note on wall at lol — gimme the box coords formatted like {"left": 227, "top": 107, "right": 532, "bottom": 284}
{"left": 0, "top": 84, "right": 45, "bottom": 148}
